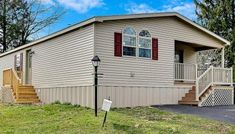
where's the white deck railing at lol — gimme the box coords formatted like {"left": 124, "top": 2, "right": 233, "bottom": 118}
{"left": 196, "top": 66, "right": 233, "bottom": 100}
{"left": 213, "top": 67, "right": 233, "bottom": 84}
{"left": 174, "top": 63, "right": 197, "bottom": 82}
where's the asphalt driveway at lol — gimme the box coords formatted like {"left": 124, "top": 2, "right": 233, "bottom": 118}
{"left": 155, "top": 105, "right": 235, "bottom": 124}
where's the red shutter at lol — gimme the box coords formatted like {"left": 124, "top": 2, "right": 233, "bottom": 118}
{"left": 152, "top": 38, "right": 158, "bottom": 60}
{"left": 114, "top": 32, "right": 122, "bottom": 57}
{"left": 20, "top": 53, "right": 23, "bottom": 71}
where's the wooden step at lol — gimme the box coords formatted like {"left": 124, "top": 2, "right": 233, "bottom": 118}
{"left": 15, "top": 101, "right": 40, "bottom": 104}
{"left": 185, "top": 93, "right": 195, "bottom": 98}
{"left": 16, "top": 95, "right": 39, "bottom": 99}
{"left": 19, "top": 87, "right": 34, "bottom": 90}
{"left": 182, "top": 97, "right": 195, "bottom": 101}
{"left": 188, "top": 90, "right": 195, "bottom": 93}
{"left": 17, "top": 92, "right": 37, "bottom": 95}
{"left": 178, "top": 100, "right": 198, "bottom": 105}
{"left": 16, "top": 98, "right": 40, "bottom": 103}
{"left": 12, "top": 84, "right": 40, "bottom": 104}
{"left": 19, "top": 85, "right": 34, "bottom": 88}
{"left": 179, "top": 85, "right": 198, "bottom": 106}
{"left": 18, "top": 89, "right": 35, "bottom": 93}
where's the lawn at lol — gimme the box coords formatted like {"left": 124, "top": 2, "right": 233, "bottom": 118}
{"left": 0, "top": 103, "right": 234, "bottom": 134}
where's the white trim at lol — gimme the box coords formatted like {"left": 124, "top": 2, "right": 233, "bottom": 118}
{"left": 122, "top": 27, "right": 138, "bottom": 57}
{"left": 0, "top": 12, "right": 230, "bottom": 58}
{"left": 97, "top": 84, "right": 192, "bottom": 88}
{"left": 174, "top": 79, "right": 196, "bottom": 82}
{"left": 138, "top": 29, "right": 152, "bottom": 58}
{"left": 122, "top": 27, "right": 152, "bottom": 59}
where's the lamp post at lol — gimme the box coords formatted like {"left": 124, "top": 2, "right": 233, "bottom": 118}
{"left": 91, "top": 55, "right": 101, "bottom": 117}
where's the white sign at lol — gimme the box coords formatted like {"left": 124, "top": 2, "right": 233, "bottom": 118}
{"left": 102, "top": 99, "right": 112, "bottom": 112}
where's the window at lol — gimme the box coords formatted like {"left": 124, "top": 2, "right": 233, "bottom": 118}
{"left": 121, "top": 28, "right": 152, "bottom": 59}
{"left": 123, "top": 27, "right": 136, "bottom": 56}
{"left": 138, "top": 30, "right": 151, "bottom": 58}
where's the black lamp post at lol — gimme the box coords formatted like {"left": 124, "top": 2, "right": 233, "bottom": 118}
{"left": 91, "top": 55, "right": 101, "bottom": 117}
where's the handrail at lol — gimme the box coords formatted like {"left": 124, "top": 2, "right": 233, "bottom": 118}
{"left": 12, "top": 69, "right": 21, "bottom": 83}
{"left": 196, "top": 66, "right": 233, "bottom": 101}
{"left": 197, "top": 66, "right": 213, "bottom": 80}
{"left": 3, "top": 69, "right": 12, "bottom": 86}
{"left": 3, "top": 68, "right": 22, "bottom": 100}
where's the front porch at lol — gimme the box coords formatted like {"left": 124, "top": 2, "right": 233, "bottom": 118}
{"left": 174, "top": 40, "right": 234, "bottom": 106}
{"left": 2, "top": 68, "right": 40, "bottom": 103}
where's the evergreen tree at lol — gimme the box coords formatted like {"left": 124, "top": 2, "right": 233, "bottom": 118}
{"left": 195, "top": 0, "right": 235, "bottom": 67}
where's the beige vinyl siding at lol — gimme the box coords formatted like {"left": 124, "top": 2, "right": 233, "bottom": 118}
{"left": 0, "top": 24, "right": 95, "bottom": 88}
{"left": 94, "top": 17, "right": 223, "bottom": 86}
{"left": 173, "top": 18, "right": 224, "bottom": 48}
{"left": 184, "top": 47, "right": 196, "bottom": 64}
{"left": 175, "top": 43, "right": 197, "bottom": 64}
{"left": 31, "top": 24, "right": 95, "bottom": 88}
{"left": 0, "top": 50, "right": 26, "bottom": 87}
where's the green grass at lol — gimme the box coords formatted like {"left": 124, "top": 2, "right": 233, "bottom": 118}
{"left": 0, "top": 103, "right": 234, "bottom": 134}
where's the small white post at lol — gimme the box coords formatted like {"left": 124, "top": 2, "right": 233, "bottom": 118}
{"left": 196, "top": 80, "right": 199, "bottom": 101}
{"left": 231, "top": 67, "right": 233, "bottom": 86}
{"left": 195, "top": 64, "right": 200, "bottom": 101}
{"left": 211, "top": 66, "right": 214, "bottom": 85}
{"left": 221, "top": 47, "right": 225, "bottom": 68}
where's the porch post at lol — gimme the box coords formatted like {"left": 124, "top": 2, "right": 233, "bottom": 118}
{"left": 221, "top": 47, "right": 225, "bottom": 68}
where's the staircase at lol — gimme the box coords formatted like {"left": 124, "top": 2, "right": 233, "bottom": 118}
{"left": 3, "top": 68, "right": 40, "bottom": 104}
{"left": 14, "top": 85, "right": 40, "bottom": 104}
{"left": 179, "top": 86, "right": 198, "bottom": 105}
{"left": 179, "top": 66, "right": 233, "bottom": 106}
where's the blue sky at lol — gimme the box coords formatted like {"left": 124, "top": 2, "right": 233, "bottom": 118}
{"left": 39, "top": 0, "right": 195, "bottom": 37}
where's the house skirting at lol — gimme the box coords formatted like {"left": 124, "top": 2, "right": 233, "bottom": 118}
{"left": 0, "top": 87, "right": 15, "bottom": 103}
{"left": 199, "top": 86, "right": 234, "bottom": 107}
{"left": 36, "top": 86, "right": 94, "bottom": 108}
{"left": 35, "top": 85, "right": 191, "bottom": 108}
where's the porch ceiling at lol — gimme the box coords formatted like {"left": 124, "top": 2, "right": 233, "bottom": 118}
{"left": 175, "top": 40, "right": 219, "bottom": 51}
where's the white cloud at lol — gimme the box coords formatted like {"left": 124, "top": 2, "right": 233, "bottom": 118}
{"left": 57, "top": 0, "right": 104, "bottom": 13}
{"left": 164, "top": 3, "right": 196, "bottom": 20}
{"left": 38, "top": 0, "right": 104, "bottom": 13}
{"left": 125, "top": 3, "right": 157, "bottom": 14}
{"left": 38, "top": 0, "right": 55, "bottom": 5}
{"left": 125, "top": 1, "right": 196, "bottom": 20}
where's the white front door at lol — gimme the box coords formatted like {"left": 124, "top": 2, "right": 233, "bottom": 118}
{"left": 26, "top": 50, "right": 32, "bottom": 85}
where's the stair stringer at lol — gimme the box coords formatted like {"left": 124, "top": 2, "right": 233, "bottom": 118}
{"left": 198, "top": 88, "right": 214, "bottom": 107}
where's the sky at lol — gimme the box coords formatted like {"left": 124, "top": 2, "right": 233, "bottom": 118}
{"left": 39, "top": 0, "right": 196, "bottom": 37}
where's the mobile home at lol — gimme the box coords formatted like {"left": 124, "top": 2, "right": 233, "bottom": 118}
{"left": 0, "top": 12, "right": 233, "bottom": 107}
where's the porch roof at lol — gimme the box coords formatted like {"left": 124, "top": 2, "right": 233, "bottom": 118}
{"left": 175, "top": 40, "right": 220, "bottom": 51}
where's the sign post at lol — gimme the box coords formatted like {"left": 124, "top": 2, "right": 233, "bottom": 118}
{"left": 101, "top": 98, "right": 112, "bottom": 127}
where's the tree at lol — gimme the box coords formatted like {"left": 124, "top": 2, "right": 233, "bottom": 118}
{"left": 194, "top": 0, "right": 235, "bottom": 67}
{"left": 0, "top": 0, "right": 63, "bottom": 53}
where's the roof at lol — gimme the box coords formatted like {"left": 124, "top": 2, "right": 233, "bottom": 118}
{"left": 0, "top": 12, "right": 230, "bottom": 58}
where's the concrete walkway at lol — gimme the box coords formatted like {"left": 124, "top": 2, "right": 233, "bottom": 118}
{"left": 155, "top": 105, "right": 235, "bottom": 124}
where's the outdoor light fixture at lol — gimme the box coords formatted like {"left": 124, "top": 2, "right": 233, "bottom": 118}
{"left": 91, "top": 55, "right": 101, "bottom": 67}
{"left": 91, "top": 55, "right": 101, "bottom": 117}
